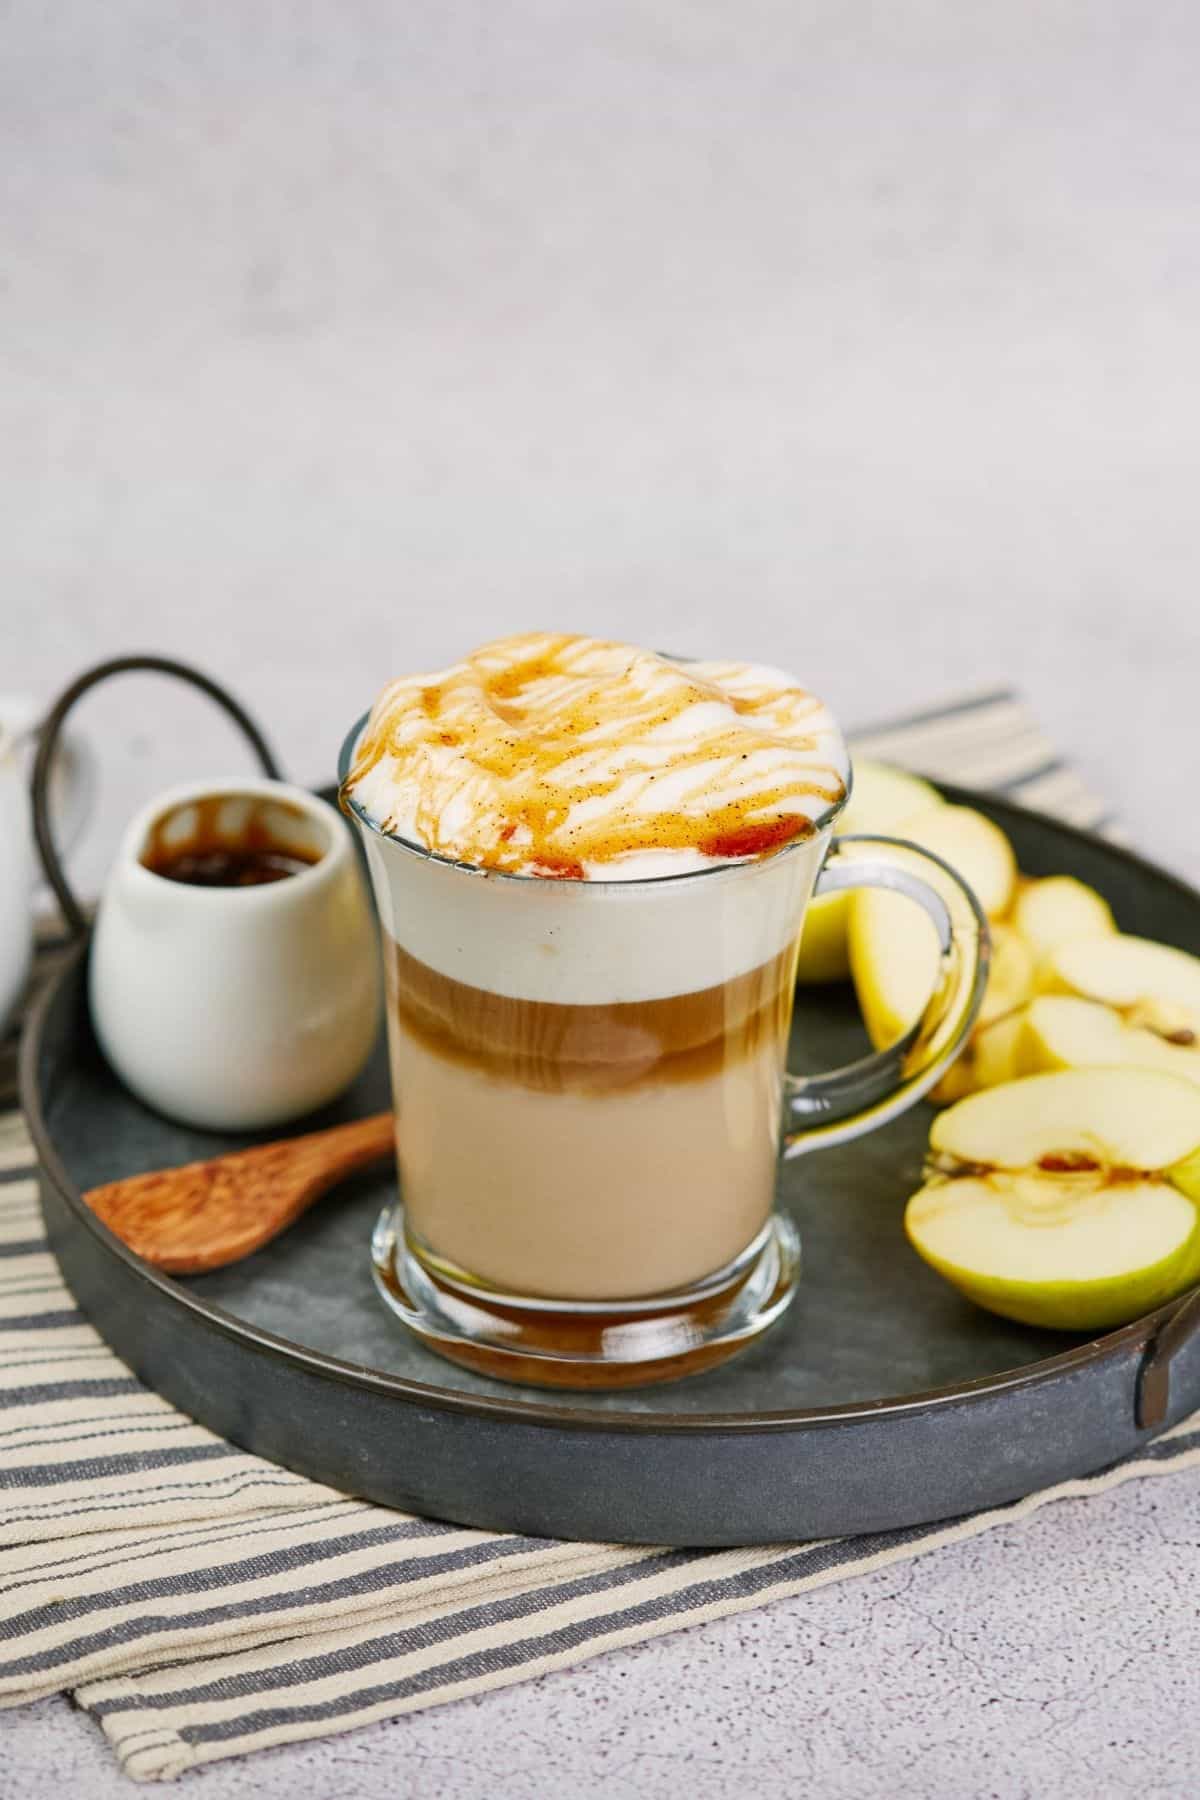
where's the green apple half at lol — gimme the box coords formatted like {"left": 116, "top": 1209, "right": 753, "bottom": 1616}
{"left": 906, "top": 1069, "right": 1200, "bottom": 1331}
{"left": 795, "top": 761, "right": 942, "bottom": 984}
{"left": 848, "top": 803, "right": 1017, "bottom": 1048}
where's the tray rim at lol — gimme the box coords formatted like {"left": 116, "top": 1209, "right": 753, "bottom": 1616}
{"left": 22, "top": 782, "right": 1199, "bottom": 1439}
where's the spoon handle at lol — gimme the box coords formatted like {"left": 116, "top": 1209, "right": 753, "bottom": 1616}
{"left": 84, "top": 1111, "right": 395, "bottom": 1275}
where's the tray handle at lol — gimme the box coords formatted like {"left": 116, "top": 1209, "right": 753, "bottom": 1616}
{"left": 1137, "top": 1286, "right": 1200, "bottom": 1430}
{"left": 31, "top": 654, "right": 282, "bottom": 940}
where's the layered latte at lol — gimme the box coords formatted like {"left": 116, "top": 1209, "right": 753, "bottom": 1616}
{"left": 343, "top": 633, "right": 849, "bottom": 1308}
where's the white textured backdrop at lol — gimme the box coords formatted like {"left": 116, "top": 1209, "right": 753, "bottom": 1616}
{"left": 3, "top": 1, "right": 1198, "bottom": 889}
{"left": 3, "top": 5, "right": 1199, "bottom": 1792}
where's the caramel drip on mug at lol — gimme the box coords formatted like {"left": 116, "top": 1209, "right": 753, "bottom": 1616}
{"left": 346, "top": 633, "right": 846, "bottom": 876}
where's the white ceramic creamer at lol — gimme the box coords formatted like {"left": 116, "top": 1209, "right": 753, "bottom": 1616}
{"left": 90, "top": 779, "right": 379, "bottom": 1131}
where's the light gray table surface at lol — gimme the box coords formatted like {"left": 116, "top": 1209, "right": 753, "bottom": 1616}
{"left": 3, "top": 3, "right": 1198, "bottom": 1793}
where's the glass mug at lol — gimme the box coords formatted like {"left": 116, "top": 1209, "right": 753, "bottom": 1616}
{"left": 340, "top": 719, "right": 988, "bottom": 1388}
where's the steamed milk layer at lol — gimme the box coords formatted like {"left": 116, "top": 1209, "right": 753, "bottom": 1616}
{"left": 347, "top": 634, "right": 847, "bottom": 1300}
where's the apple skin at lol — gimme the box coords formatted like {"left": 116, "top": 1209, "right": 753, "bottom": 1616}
{"left": 1171, "top": 1145, "right": 1200, "bottom": 1206}
{"left": 795, "top": 761, "right": 942, "bottom": 985}
{"left": 905, "top": 1190, "right": 1200, "bottom": 1332}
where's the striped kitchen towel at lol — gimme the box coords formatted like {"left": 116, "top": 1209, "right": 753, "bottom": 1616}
{"left": 1, "top": 687, "right": 1195, "bottom": 1782}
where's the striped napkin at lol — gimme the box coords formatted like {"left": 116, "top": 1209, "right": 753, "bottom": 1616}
{"left": 3, "top": 688, "right": 1196, "bottom": 1783}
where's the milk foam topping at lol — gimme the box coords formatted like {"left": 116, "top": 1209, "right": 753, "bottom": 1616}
{"left": 345, "top": 634, "right": 848, "bottom": 881}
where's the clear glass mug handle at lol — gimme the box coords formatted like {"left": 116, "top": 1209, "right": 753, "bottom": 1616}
{"left": 785, "top": 833, "right": 991, "bottom": 1157}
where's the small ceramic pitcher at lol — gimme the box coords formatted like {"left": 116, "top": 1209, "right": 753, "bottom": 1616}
{"left": 30, "top": 656, "right": 379, "bottom": 1134}
{"left": 90, "top": 778, "right": 379, "bottom": 1131}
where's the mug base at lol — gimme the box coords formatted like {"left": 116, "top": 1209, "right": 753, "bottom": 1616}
{"left": 370, "top": 1205, "right": 800, "bottom": 1390}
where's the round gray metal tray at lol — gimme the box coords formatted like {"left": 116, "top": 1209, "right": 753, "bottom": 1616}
{"left": 23, "top": 785, "right": 1200, "bottom": 1545}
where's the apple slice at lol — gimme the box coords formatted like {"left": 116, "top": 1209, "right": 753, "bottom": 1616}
{"left": 796, "top": 761, "right": 943, "bottom": 984}
{"left": 1023, "top": 994, "right": 1200, "bottom": 1090}
{"left": 1013, "top": 876, "right": 1116, "bottom": 981}
{"left": 931, "top": 925, "right": 1035, "bottom": 1101}
{"left": 899, "top": 804, "right": 1018, "bottom": 920}
{"left": 926, "top": 1066, "right": 1200, "bottom": 1169}
{"left": 932, "top": 1002, "right": 1030, "bottom": 1103}
{"left": 849, "top": 804, "right": 1016, "bottom": 1048}
{"left": 1044, "top": 934, "right": 1200, "bottom": 1045}
{"left": 968, "top": 1010, "right": 1030, "bottom": 1090}
{"left": 905, "top": 1068, "right": 1200, "bottom": 1330}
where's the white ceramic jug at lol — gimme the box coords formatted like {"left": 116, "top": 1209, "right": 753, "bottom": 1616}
{"left": 30, "top": 656, "right": 379, "bottom": 1134}
{"left": 90, "top": 778, "right": 379, "bottom": 1131}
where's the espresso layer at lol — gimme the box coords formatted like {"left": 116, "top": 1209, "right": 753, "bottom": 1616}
{"left": 387, "top": 938, "right": 797, "bottom": 1094}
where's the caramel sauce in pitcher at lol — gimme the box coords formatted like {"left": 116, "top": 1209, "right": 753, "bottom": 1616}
{"left": 141, "top": 794, "right": 322, "bottom": 888}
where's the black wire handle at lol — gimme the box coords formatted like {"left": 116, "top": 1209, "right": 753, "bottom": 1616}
{"left": 30, "top": 654, "right": 283, "bottom": 940}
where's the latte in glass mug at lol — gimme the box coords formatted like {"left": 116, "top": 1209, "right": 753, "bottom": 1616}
{"left": 340, "top": 634, "right": 986, "bottom": 1387}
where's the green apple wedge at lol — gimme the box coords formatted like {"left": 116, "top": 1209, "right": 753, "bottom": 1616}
{"left": 795, "top": 761, "right": 943, "bottom": 984}
{"left": 848, "top": 802, "right": 1017, "bottom": 1049}
{"left": 1012, "top": 875, "right": 1116, "bottom": 982}
{"left": 1023, "top": 995, "right": 1200, "bottom": 1089}
{"left": 905, "top": 1068, "right": 1200, "bottom": 1331}
{"left": 1024, "top": 931, "right": 1200, "bottom": 1088}
{"left": 1043, "top": 933, "right": 1200, "bottom": 1045}
{"left": 936, "top": 878, "right": 1126, "bottom": 1100}
{"left": 930, "top": 924, "right": 1035, "bottom": 1102}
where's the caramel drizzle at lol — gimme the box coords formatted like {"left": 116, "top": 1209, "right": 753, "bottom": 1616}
{"left": 347, "top": 634, "right": 846, "bottom": 875}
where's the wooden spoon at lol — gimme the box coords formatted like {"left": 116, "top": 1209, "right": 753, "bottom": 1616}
{"left": 84, "top": 1111, "right": 395, "bottom": 1274}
